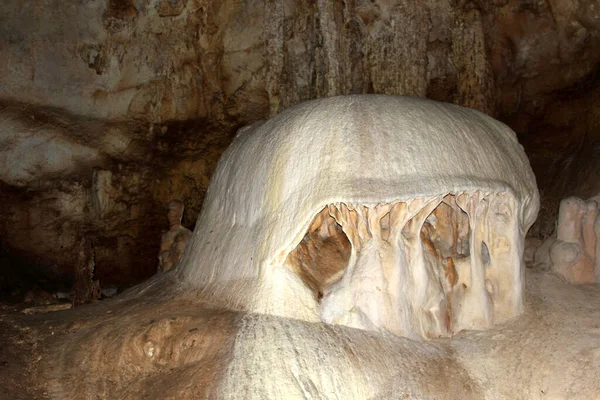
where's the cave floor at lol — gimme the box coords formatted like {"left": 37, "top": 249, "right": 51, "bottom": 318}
{"left": 0, "top": 303, "right": 48, "bottom": 400}
{"left": 0, "top": 271, "right": 598, "bottom": 399}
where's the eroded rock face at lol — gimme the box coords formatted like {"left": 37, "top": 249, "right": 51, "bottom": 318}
{"left": 0, "top": 104, "right": 228, "bottom": 293}
{"left": 177, "top": 95, "right": 539, "bottom": 339}
{"left": 0, "top": 0, "right": 497, "bottom": 122}
{"left": 6, "top": 0, "right": 598, "bottom": 125}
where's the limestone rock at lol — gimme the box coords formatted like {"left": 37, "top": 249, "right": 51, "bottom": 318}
{"left": 155, "top": 0, "right": 187, "bottom": 17}
{"left": 5, "top": 0, "right": 596, "bottom": 125}
{"left": 536, "top": 194, "right": 600, "bottom": 284}
{"left": 524, "top": 237, "right": 542, "bottom": 265}
{"left": 71, "top": 237, "right": 101, "bottom": 306}
{"left": 0, "top": 104, "right": 221, "bottom": 289}
{"left": 1, "top": 0, "right": 597, "bottom": 295}
{"left": 178, "top": 95, "right": 539, "bottom": 339}
{"left": 533, "top": 234, "right": 554, "bottom": 271}
{"left": 158, "top": 200, "right": 192, "bottom": 273}
{"left": 26, "top": 264, "right": 600, "bottom": 399}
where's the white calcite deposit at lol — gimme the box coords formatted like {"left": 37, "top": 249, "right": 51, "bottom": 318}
{"left": 534, "top": 194, "right": 600, "bottom": 284}
{"left": 177, "top": 95, "right": 539, "bottom": 339}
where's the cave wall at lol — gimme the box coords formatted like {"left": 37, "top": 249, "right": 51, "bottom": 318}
{"left": 0, "top": 0, "right": 497, "bottom": 122}
{"left": 0, "top": 0, "right": 598, "bottom": 293}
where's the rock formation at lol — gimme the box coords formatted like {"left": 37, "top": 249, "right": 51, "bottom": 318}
{"left": 4, "top": 96, "right": 600, "bottom": 400}
{"left": 0, "top": 0, "right": 598, "bottom": 397}
{"left": 72, "top": 237, "right": 101, "bottom": 306}
{"left": 178, "top": 95, "right": 539, "bottom": 339}
{"left": 1, "top": 0, "right": 598, "bottom": 291}
{"left": 533, "top": 193, "right": 600, "bottom": 283}
{"left": 158, "top": 200, "right": 192, "bottom": 273}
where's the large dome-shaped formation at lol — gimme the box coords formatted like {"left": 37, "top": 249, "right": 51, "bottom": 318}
{"left": 177, "top": 95, "right": 539, "bottom": 339}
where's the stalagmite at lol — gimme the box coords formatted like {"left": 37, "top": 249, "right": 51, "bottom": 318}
{"left": 536, "top": 194, "right": 600, "bottom": 284}
{"left": 177, "top": 95, "right": 539, "bottom": 340}
{"left": 158, "top": 200, "right": 192, "bottom": 273}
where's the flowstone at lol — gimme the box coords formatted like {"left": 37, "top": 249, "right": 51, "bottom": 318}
{"left": 24, "top": 95, "right": 600, "bottom": 400}
{"left": 158, "top": 200, "right": 192, "bottom": 273}
{"left": 289, "top": 192, "right": 524, "bottom": 339}
{"left": 177, "top": 95, "right": 539, "bottom": 340}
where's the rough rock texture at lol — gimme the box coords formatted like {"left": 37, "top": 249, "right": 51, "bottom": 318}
{"left": 489, "top": 0, "right": 600, "bottom": 215}
{"left": 0, "top": 103, "right": 232, "bottom": 293}
{"left": 518, "top": 86, "right": 600, "bottom": 237}
{"left": 0, "top": 0, "right": 498, "bottom": 123}
{"left": 3, "top": 0, "right": 596, "bottom": 124}
{"left": 0, "top": 0, "right": 598, "bottom": 291}
{"left": 2, "top": 0, "right": 598, "bottom": 129}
